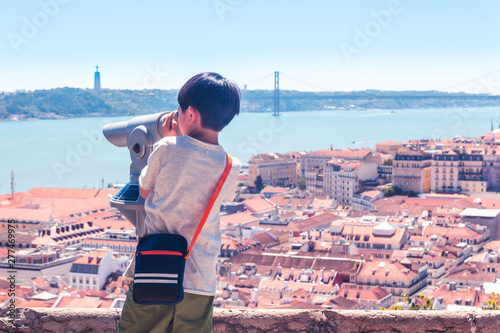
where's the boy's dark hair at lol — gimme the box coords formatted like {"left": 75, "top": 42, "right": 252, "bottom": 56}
{"left": 177, "top": 72, "right": 240, "bottom": 132}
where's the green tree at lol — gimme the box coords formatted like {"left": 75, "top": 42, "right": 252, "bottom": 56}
{"left": 381, "top": 293, "right": 433, "bottom": 311}
{"left": 255, "top": 175, "right": 264, "bottom": 192}
{"left": 483, "top": 293, "right": 500, "bottom": 310}
{"left": 382, "top": 158, "right": 393, "bottom": 166}
{"left": 407, "top": 191, "right": 418, "bottom": 198}
{"left": 297, "top": 177, "right": 307, "bottom": 191}
{"left": 383, "top": 186, "right": 401, "bottom": 197}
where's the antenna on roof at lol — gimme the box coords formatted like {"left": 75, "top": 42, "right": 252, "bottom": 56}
{"left": 10, "top": 169, "right": 15, "bottom": 199}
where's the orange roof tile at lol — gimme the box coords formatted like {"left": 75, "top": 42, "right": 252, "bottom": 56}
{"left": 57, "top": 295, "right": 103, "bottom": 308}
{"left": 16, "top": 299, "right": 53, "bottom": 308}
{"left": 262, "top": 186, "right": 288, "bottom": 194}
{"left": 73, "top": 250, "right": 109, "bottom": 266}
{"left": 358, "top": 261, "right": 417, "bottom": 280}
{"left": 90, "top": 218, "right": 134, "bottom": 231}
{"left": 377, "top": 141, "right": 401, "bottom": 146}
{"left": 423, "top": 225, "right": 483, "bottom": 240}
{"left": 252, "top": 232, "right": 276, "bottom": 245}
{"left": 269, "top": 195, "right": 291, "bottom": 208}
{"left": 307, "top": 148, "right": 372, "bottom": 159}
{"left": 243, "top": 197, "right": 276, "bottom": 214}
{"left": 220, "top": 212, "right": 259, "bottom": 228}
{"left": 360, "top": 190, "right": 382, "bottom": 199}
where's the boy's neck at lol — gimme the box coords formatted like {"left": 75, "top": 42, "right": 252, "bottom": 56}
{"left": 189, "top": 130, "right": 219, "bottom": 145}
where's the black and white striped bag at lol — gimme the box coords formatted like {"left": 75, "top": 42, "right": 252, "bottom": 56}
{"left": 133, "top": 233, "right": 187, "bottom": 305}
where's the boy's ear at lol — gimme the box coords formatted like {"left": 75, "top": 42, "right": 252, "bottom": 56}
{"left": 187, "top": 106, "right": 200, "bottom": 125}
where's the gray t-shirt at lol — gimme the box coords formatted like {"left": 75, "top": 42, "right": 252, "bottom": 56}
{"left": 136, "top": 135, "right": 240, "bottom": 296}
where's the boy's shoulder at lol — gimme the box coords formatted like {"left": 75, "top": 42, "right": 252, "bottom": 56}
{"left": 154, "top": 136, "right": 241, "bottom": 167}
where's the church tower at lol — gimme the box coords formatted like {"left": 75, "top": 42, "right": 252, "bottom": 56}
{"left": 94, "top": 66, "right": 101, "bottom": 90}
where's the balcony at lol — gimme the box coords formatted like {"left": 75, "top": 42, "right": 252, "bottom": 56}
{"left": 2, "top": 308, "right": 500, "bottom": 332}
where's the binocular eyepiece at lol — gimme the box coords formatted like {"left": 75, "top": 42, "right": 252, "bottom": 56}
{"left": 102, "top": 111, "right": 175, "bottom": 236}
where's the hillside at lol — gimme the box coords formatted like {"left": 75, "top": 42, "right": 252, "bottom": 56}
{"left": 1, "top": 88, "right": 499, "bottom": 120}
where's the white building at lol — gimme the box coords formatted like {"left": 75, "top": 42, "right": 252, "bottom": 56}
{"left": 68, "top": 249, "right": 121, "bottom": 291}
{"left": 352, "top": 190, "right": 383, "bottom": 211}
{"left": 324, "top": 159, "right": 378, "bottom": 207}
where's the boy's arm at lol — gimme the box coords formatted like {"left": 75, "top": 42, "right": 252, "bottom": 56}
{"left": 139, "top": 111, "right": 178, "bottom": 200}
{"left": 139, "top": 143, "right": 166, "bottom": 200}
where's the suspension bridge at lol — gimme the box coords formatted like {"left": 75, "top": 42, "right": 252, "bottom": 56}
{"left": 245, "top": 70, "right": 500, "bottom": 116}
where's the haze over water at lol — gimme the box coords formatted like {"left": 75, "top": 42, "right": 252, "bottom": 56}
{"left": 2, "top": 107, "right": 499, "bottom": 195}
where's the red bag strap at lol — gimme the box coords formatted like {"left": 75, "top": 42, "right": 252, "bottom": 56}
{"left": 185, "top": 153, "right": 232, "bottom": 259}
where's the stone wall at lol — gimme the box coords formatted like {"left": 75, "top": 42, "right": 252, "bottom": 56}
{"left": 1, "top": 308, "right": 500, "bottom": 332}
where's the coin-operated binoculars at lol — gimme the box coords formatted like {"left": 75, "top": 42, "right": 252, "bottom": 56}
{"left": 102, "top": 111, "right": 173, "bottom": 237}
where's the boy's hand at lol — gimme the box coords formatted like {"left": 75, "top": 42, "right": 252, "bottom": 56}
{"left": 161, "top": 111, "right": 179, "bottom": 137}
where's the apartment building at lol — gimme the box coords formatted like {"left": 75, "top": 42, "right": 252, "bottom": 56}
{"left": 345, "top": 261, "right": 428, "bottom": 300}
{"left": 248, "top": 153, "right": 298, "bottom": 188}
{"left": 301, "top": 148, "right": 374, "bottom": 176}
{"left": 431, "top": 148, "right": 487, "bottom": 193}
{"left": 460, "top": 208, "right": 500, "bottom": 240}
{"left": 391, "top": 248, "right": 446, "bottom": 282}
{"left": 457, "top": 148, "right": 488, "bottom": 193}
{"left": 393, "top": 149, "right": 432, "bottom": 194}
{"left": 375, "top": 141, "right": 404, "bottom": 156}
{"left": 305, "top": 166, "right": 324, "bottom": 196}
{"left": 81, "top": 238, "right": 137, "bottom": 259}
{"left": 323, "top": 159, "right": 378, "bottom": 207}
{"left": 69, "top": 250, "right": 115, "bottom": 291}
{"left": 336, "top": 221, "right": 409, "bottom": 259}
{"left": 352, "top": 190, "right": 383, "bottom": 211}
{"left": 483, "top": 147, "right": 500, "bottom": 190}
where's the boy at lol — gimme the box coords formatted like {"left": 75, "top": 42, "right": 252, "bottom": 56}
{"left": 118, "top": 72, "right": 241, "bottom": 333}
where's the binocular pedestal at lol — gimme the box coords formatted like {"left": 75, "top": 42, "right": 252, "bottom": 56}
{"left": 103, "top": 111, "right": 173, "bottom": 237}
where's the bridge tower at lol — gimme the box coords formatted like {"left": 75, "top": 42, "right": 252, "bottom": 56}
{"left": 273, "top": 71, "right": 280, "bottom": 116}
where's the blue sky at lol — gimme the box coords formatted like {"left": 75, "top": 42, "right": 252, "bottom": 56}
{"left": 1, "top": 0, "right": 499, "bottom": 93}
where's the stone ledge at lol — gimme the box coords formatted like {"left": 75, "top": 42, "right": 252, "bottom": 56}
{"left": 1, "top": 308, "right": 500, "bottom": 332}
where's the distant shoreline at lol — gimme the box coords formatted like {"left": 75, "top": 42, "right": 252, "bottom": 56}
{"left": 4, "top": 105, "right": 499, "bottom": 123}
{"left": 3, "top": 87, "right": 500, "bottom": 122}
